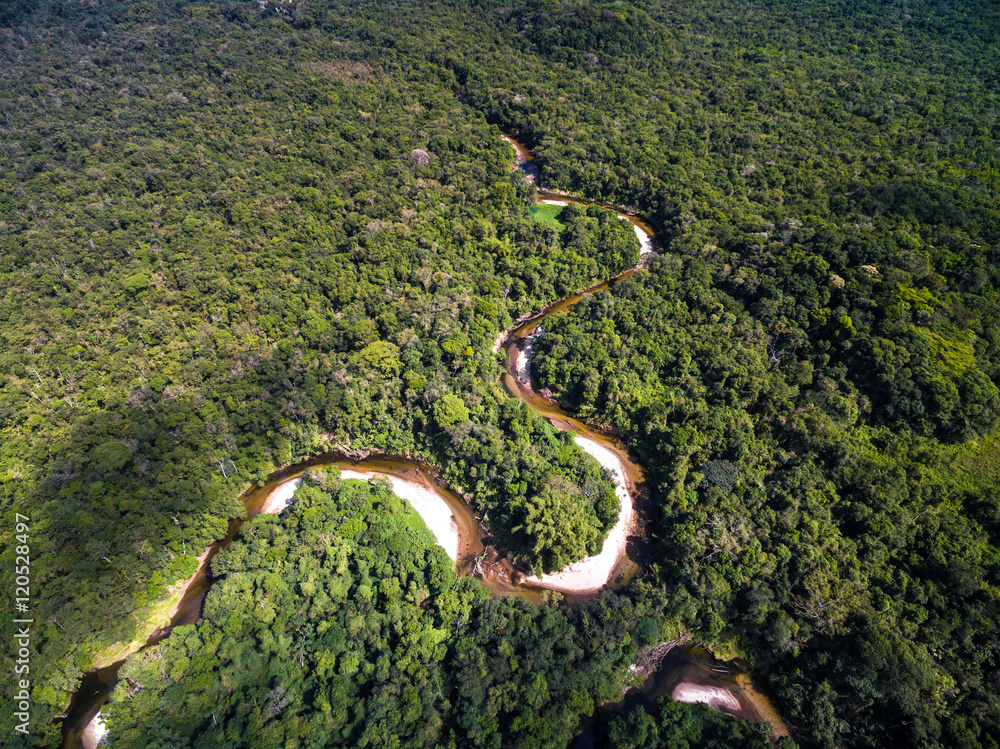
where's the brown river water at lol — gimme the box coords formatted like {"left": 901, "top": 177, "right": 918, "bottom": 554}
{"left": 60, "top": 131, "right": 789, "bottom": 748}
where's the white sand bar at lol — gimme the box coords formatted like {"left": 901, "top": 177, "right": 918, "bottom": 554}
{"left": 526, "top": 435, "right": 634, "bottom": 593}
{"left": 259, "top": 471, "right": 461, "bottom": 561}
{"left": 259, "top": 478, "right": 302, "bottom": 515}
{"left": 630, "top": 222, "right": 654, "bottom": 254}
{"left": 672, "top": 683, "right": 742, "bottom": 712}
{"left": 540, "top": 198, "right": 570, "bottom": 206}
{"left": 339, "top": 470, "right": 460, "bottom": 561}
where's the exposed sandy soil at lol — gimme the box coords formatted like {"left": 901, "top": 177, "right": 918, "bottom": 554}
{"left": 258, "top": 477, "right": 302, "bottom": 515}
{"left": 524, "top": 435, "right": 635, "bottom": 593}
{"left": 632, "top": 223, "right": 653, "bottom": 255}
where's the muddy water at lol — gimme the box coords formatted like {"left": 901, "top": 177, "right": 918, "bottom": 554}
{"left": 575, "top": 644, "right": 791, "bottom": 748}
{"left": 501, "top": 288, "right": 653, "bottom": 595}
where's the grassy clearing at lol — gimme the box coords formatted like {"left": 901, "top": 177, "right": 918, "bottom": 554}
{"left": 530, "top": 203, "right": 565, "bottom": 232}
{"left": 92, "top": 591, "right": 181, "bottom": 668}
{"left": 92, "top": 549, "right": 206, "bottom": 668}
{"left": 950, "top": 429, "right": 1000, "bottom": 488}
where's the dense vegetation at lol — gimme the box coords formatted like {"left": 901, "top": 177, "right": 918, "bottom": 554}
{"left": 0, "top": 3, "right": 637, "bottom": 742}
{"left": 532, "top": 258, "right": 1000, "bottom": 747}
{"left": 518, "top": 0, "right": 1000, "bottom": 744}
{"left": 0, "top": 0, "right": 998, "bottom": 747}
{"left": 102, "top": 470, "right": 673, "bottom": 748}
{"left": 601, "top": 699, "right": 772, "bottom": 749}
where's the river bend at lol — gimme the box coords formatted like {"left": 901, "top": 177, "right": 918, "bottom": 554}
{"left": 62, "top": 130, "right": 788, "bottom": 748}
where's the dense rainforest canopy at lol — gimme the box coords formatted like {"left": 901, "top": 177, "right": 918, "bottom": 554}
{"left": 1, "top": 0, "right": 998, "bottom": 747}
{"left": 104, "top": 469, "right": 673, "bottom": 748}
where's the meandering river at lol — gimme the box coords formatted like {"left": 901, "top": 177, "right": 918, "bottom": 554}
{"left": 61, "top": 130, "right": 789, "bottom": 748}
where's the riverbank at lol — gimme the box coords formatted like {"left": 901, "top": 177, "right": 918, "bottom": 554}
{"left": 88, "top": 542, "right": 214, "bottom": 671}
{"left": 337, "top": 469, "right": 462, "bottom": 561}
{"left": 524, "top": 436, "right": 636, "bottom": 593}
{"left": 500, "top": 131, "right": 793, "bottom": 742}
